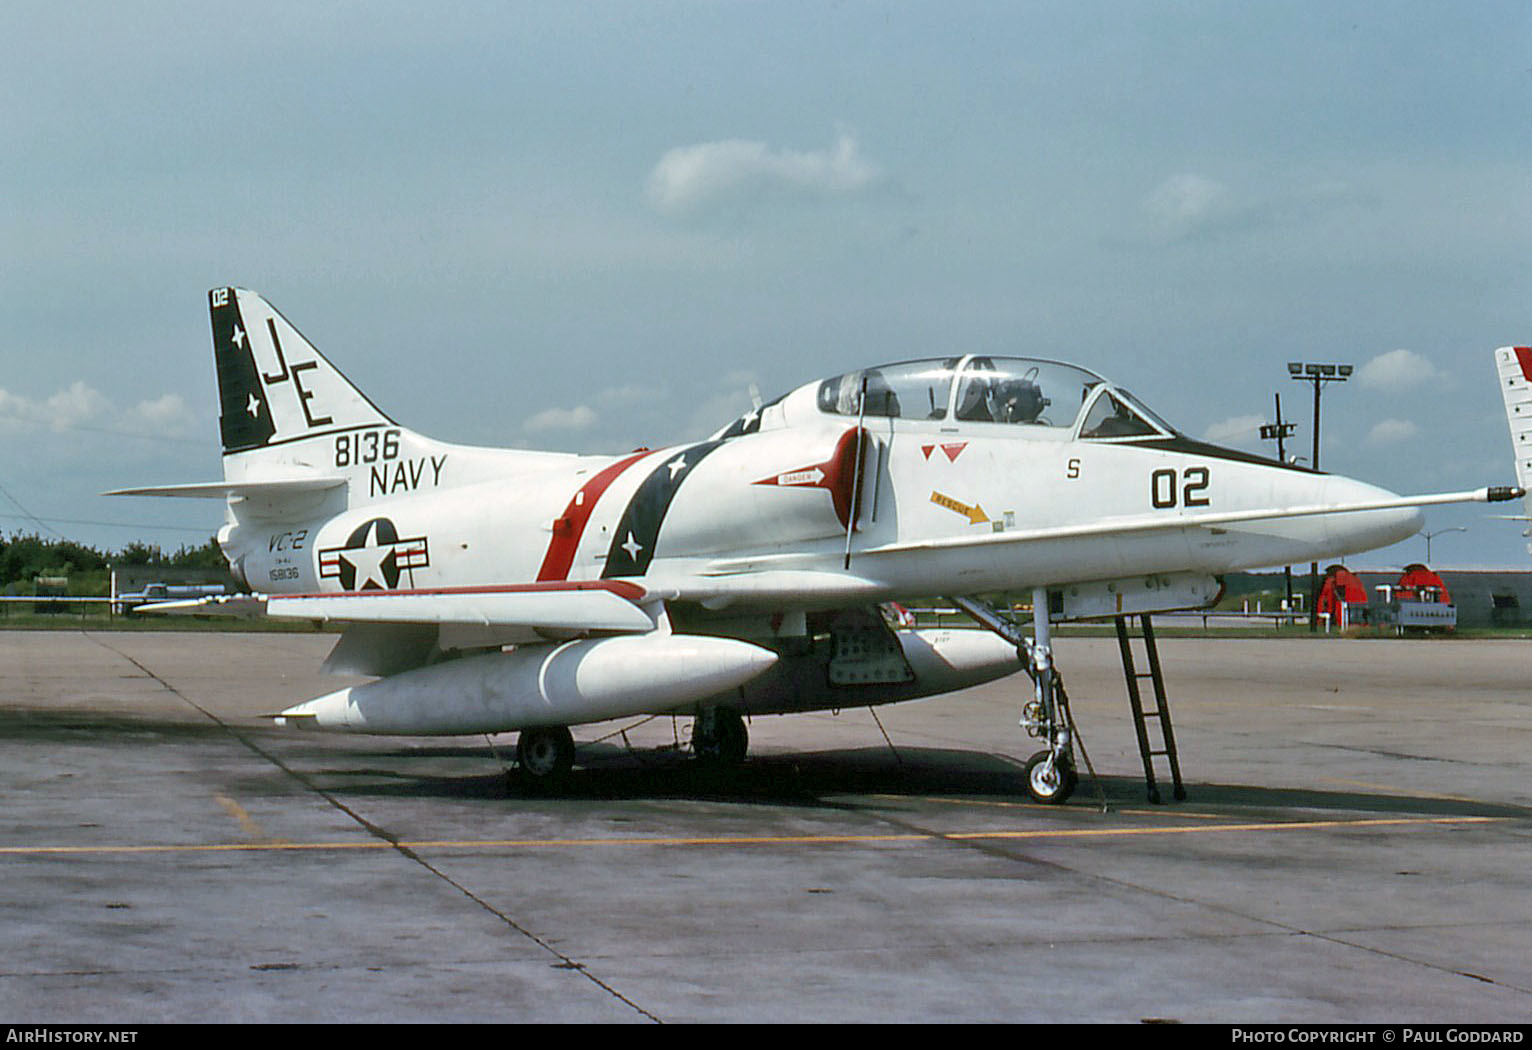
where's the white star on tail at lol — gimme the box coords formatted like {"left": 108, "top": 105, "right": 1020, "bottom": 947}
{"left": 621, "top": 532, "right": 643, "bottom": 560}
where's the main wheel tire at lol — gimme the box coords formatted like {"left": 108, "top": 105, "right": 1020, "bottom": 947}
{"left": 693, "top": 708, "right": 748, "bottom": 768}
{"left": 1023, "top": 749, "right": 1077, "bottom": 805}
{"left": 515, "top": 726, "right": 575, "bottom": 789}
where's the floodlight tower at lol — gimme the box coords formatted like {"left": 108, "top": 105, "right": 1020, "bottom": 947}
{"left": 1288, "top": 361, "right": 1353, "bottom": 631}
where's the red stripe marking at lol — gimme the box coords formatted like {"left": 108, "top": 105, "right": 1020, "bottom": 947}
{"left": 1515, "top": 347, "right": 1532, "bottom": 383}
{"left": 536, "top": 450, "right": 654, "bottom": 581}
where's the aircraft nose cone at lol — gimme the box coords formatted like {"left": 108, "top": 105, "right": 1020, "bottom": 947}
{"left": 1320, "top": 475, "right": 1423, "bottom": 555}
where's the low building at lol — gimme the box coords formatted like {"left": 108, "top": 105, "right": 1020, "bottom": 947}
{"left": 1228, "top": 568, "right": 1532, "bottom": 630}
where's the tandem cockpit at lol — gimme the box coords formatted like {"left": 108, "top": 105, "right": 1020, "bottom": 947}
{"left": 716, "top": 355, "right": 1180, "bottom": 442}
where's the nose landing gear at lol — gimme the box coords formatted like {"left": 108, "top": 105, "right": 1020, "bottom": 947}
{"left": 950, "top": 587, "right": 1080, "bottom": 804}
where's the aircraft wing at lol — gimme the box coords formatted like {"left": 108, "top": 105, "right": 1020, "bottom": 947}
{"left": 136, "top": 487, "right": 1521, "bottom": 628}
{"left": 861, "top": 486, "right": 1523, "bottom": 558}
{"left": 699, "top": 486, "right": 1523, "bottom": 575}
{"left": 137, "top": 581, "right": 657, "bottom": 634}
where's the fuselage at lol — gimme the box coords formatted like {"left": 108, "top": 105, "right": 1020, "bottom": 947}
{"left": 224, "top": 354, "right": 1422, "bottom": 606}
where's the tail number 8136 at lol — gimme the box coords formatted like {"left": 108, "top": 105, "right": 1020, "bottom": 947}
{"left": 335, "top": 428, "right": 401, "bottom": 468}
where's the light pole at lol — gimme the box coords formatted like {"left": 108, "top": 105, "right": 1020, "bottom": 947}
{"left": 1288, "top": 361, "right": 1353, "bottom": 631}
{"left": 1260, "top": 393, "right": 1298, "bottom": 617}
{"left": 1420, "top": 526, "right": 1467, "bottom": 564}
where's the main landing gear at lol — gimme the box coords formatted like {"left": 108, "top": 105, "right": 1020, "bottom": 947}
{"left": 509, "top": 708, "right": 751, "bottom": 792}
{"left": 513, "top": 725, "right": 575, "bottom": 789}
{"left": 692, "top": 707, "right": 749, "bottom": 769}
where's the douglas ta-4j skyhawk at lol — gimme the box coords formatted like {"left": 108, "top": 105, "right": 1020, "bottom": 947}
{"left": 114, "top": 289, "right": 1522, "bottom": 802}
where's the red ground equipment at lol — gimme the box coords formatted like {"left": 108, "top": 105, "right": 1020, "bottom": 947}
{"left": 1316, "top": 565, "right": 1369, "bottom": 627}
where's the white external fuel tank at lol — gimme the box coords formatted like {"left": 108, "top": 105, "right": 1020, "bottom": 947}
{"left": 276, "top": 631, "right": 778, "bottom": 735}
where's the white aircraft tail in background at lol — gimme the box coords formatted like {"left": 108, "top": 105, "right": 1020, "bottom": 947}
{"left": 1493, "top": 346, "right": 1532, "bottom": 550}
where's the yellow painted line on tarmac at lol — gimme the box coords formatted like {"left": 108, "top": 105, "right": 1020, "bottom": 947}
{"left": 872, "top": 793, "right": 1234, "bottom": 820}
{"left": 0, "top": 815, "right": 1505, "bottom": 858}
{"left": 946, "top": 815, "right": 1504, "bottom": 841}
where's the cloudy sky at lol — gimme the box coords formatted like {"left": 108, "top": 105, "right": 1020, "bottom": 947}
{"left": 2, "top": 2, "right": 1530, "bottom": 569}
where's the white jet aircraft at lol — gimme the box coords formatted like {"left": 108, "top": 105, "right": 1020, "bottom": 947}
{"left": 114, "top": 289, "right": 1523, "bottom": 802}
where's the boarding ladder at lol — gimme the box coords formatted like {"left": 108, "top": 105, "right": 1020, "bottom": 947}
{"left": 1114, "top": 614, "right": 1185, "bottom": 804}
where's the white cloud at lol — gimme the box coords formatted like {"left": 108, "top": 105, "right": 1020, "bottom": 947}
{"left": 593, "top": 385, "right": 657, "bottom": 408}
{"left": 1365, "top": 418, "right": 1420, "bottom": 446}
{"left": 646, "top": 130, "right": 880, "bottom": 217}
{"left": 1143, "top": 173, "right": 1232, "bottom": 239}
{"left": 130, "top": 393, "right": 191, "bottom": 430}
{"left": 44, "top": 381, "right": 111, "bottom": 430}
{"left": 1201, "top": 413, "right": 1267, "bottom": 449}
{"left": 1356, "top": 349, "right": 1444, "bottom": 393}
{"left": 0, "top": 381, "right": 189, "bottom": 437}
{"left": 523, "top": 404, "right": 598, "bottom": 433}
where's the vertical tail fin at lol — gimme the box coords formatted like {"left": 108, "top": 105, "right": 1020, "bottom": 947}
{"left": 211, "top": 287, "right": 393, "bottom": 457}
{"left": 1494, "top": 347, "right": 1532, "bottom": 546}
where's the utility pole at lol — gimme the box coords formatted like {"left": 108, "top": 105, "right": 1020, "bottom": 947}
{"left": 1260, "top": 393, "right": 1297, "bottom": 618}
{"left": 1288, "top": 362, "right": 1353, "bottom": 632}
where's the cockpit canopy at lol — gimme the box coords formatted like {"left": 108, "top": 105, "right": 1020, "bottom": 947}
{"left": 812, "top": 356, "right": 1176, "bottom": 438}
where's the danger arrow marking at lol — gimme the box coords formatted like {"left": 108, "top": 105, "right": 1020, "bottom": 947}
{"left": 769, "top": 468, "right": 826, "bottom": 487}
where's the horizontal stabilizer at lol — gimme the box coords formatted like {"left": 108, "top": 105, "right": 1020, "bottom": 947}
{"left": 134, "top": 595, "right": 267, "bottom": 617}
{"left": 106, "top": 477, "right": 345, "bottom": 499}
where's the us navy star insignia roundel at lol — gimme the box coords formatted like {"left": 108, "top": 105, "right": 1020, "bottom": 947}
{"left": 318, "top": 517, "right": 430, "bottom": 591}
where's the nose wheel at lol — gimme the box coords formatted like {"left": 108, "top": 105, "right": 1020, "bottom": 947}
{"left": 1024, "top": 749, "right": 1078, "bottom": 804}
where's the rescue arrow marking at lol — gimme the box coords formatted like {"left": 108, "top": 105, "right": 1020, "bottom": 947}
{"left": 930, "top": 490, "right": 989, "bottom": 525}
